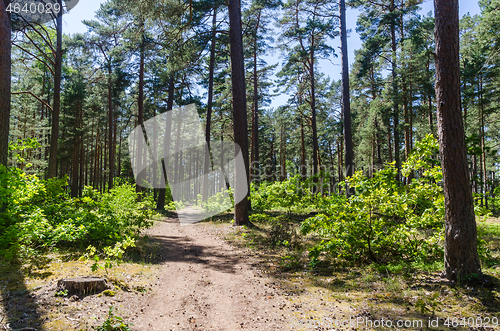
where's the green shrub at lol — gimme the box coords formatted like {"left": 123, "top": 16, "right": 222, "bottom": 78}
{"left": 199, "top": 189, "right": 233, "bottom": 213}
{"left": 251, "top": 175, "right": 321, "bottom": 213}
{"left": 301, "top": 135, "right": 445, "bottom": 266}
{"left": 0, "top": 167, "right": 155, "bottom": 262}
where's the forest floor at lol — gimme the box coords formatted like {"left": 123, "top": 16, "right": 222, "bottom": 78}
{"left": 0, "top": 212, "right": 499, "bottom": 330}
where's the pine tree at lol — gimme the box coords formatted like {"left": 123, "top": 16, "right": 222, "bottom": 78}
{"left": 229, "top": 0, "right": 250, "bottom": 226}
{"left": 340, "top": 0, "right": 354, "bottom": 186}
{"left": 434, "top": 0, "right": 481, "bottom": 281}
{"left": 47, "top": 0, "right": 63, "bottom": 178}
{"left": 277, "top": 0, "right": 337, "bottom": 188}
{"left": 0, "top": 0, "right": 10, "bottom": 168}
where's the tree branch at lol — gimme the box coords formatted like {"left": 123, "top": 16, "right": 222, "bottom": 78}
{"left": 12, "top": 91, "right": 53, "bottom": 112}
{"left": 12, "top": 43, "right": 55, "bottom": 75}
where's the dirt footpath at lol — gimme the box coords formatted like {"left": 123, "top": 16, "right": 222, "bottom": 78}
{"left": 125, "top": 215, "right": 291, "bottom": 330}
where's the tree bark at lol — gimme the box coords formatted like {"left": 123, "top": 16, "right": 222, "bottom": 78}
{"left": 136, "top": 21, "right": 146, "bottom": 195}
{"left": 434, "top": 0, "right": 481, "bottom": 281}
{"left": 71, "top": 100, "right": 82, "bottom": 198}
{"left": 310, "top": 43, "right": 319, "bottom": 192}
{"left": 251, "top": 10, "right": 262, "bottom": 184}
{"left": 0, "top": 0, "right": 10, "bottom": 168}
{"left": 108, "top": 65, "right": 115, "bottom": 191}
{"left": 340, "top": 0, "right": 354, "bottom": 193}
{"left": 228, "top": 0, "right": 249, "bottom": 226}
{"left": 156, "top": 77, "right": 175, "bottom": 210}
{"left": 203, "top": 8, "right": 217, "bottom": 202}
{"left": 300, "top": 119, "right": 306, "bottom": 179}
{"left": 390, "top": 0, "right": 400, "bottom": 182}
{"left": 480, "top": 75, "right": 487, "bottom": 209}
{"left": 47, "top": 0, "right": 63, "bottom": 178}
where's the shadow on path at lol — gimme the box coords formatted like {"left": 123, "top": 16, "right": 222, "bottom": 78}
{"left": 127, "top": 214, "right": 241, "bottom": 274}
{"left": 0, "top": 258, "right": 45, "bottom": 330}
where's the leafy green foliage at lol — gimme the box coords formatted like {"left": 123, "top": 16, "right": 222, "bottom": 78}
{"left": 54, "top": 289, "right": 69, "bottom": 297}
{"left": 0, "top": 167, "right": 155, "bottom": 262}
{"left": 250, "top": 175, "right": 330, "bottom": 214}
{"left": 97, "top": 306, "right": 133, "bottom": 331}
{"left": 81, "top": 236, "right": 136, "bottom": 275}
{"left": 8, "top": 138, "right": 42, "bottom": 169}
{"left": 198, "top": 189, "right": 233, "bottom": 213}
{"left": 415, "top": 292, "right": 442, "bottom": 316}
{"left": 301, "top": 135, "right": 445, "bottom": 266}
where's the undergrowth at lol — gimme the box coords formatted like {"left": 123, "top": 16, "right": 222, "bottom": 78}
{"left": 0, "top": 164, "right": 157, "bottom": 264}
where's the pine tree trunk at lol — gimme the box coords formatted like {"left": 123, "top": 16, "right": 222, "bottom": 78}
{"left": 300, "top": 119, "right": 306, "bottom": 179}
{"left": 156, "top": 77, "right": 174, "bottom": 210}
{"left": 71, "top": 102, "right": 81, "bottom": 198}
{"left": 340, "top": 0, "right": 354, "bottom": 194}
{"left": 80, "top": 138, "right": 85, "bottom": 196}
{"left": 427, "top": 56, "right": 434, "bottom": 133}
{"left": 0, "top": 0, "right": 10, "bottom": 168}
{"left": 390, "top": 0, "right": 400, "bottom": 182}
{"left": 203, "top": 8, "right": 217, "bottom": 202}
{"left": 108, "top": 65, "right": 115, "bottom": 191}
{"left": 434, "top": 0, "right": 481, "bottom": 281}
{"left": 480, "top": 75, "right": 488, "bottom": 209}
{"left": 47, "top": 1, "right": 62, "bottom": 178}
{"left": 93, "top": 125, "right": 99, "bottom": 188}
{"left": 136, "top": 44, "right": 145, "bottom": 195}
{"left": 310, "top": 44, "right": 319, "bottom": 191}
{"left": 103, "top": 119, "right": 108, "bottom": 193}
{"left": 251, "top": 11, "right": 261, "bottom": 184}
{"left": 228, "top": 0, "right": 249, "bottom": 226}
{"left": 340, "top": 0, "right": 353, "bottom": 181}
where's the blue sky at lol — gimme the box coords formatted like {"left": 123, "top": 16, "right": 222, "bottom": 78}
{"left": 62, "top": 0, "right": 481, "bottom": 108}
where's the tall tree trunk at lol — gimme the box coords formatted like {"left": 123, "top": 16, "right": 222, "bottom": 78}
{"left": 300, "top": 119, "right": 306, "bottom": 179}
{"left": 80, "top": 137, "right": 85, "bottom": 196}
{"left": 390, "top": 0, "right": 400, "bottom": 182}
{"left": 103, "top": 117, "right": 108, "bottom": 192}
{"left": 71, "top": 101, "right": 81, "bottom": 198}
{"left": 427, "top": 55, "right": 434, "bottom": 133}
{"left": 156, "top": 77, "right": 174, "bottom": 210}
{"left": 340, "top": 0, "right": 354, "bottom": 192}
{"left": 113, "top": 111, "right": 118, "bottom": 181}
{"left": 375, "top": 119, "right": 382, "bottom": 165}
{"left": 434, "top": 0, "right": 481, "bottom": 281}
{"left": 93, "top": 125, "right": 99, "bottom": 188}
{"left": 101, "top": 131, "right": 105, "bottom": 193}
{"left": 480, "top": 75, "right": 487, "bottom": 209}
{"left": 401, "top": 14, "right": 410, "bottom": 171}
{"left": 328, "top": 140, "right": 335, "bottom": 192}
{"left": 47, "top": 1, "right": 62, "bottom": 178}
{"left": 135, "top": 23, "right": 146, "bottom": 196}
{"left": 0, "top": 0, "right": 10, "bottom": 168}
{"left": 251, "top": 10, "right": 261, "bottom": 184}
{"left": 228, "top": 0, "right": 250, "bottom": 226}
{"left": 108, "top": 64, "right": 115, "bottom": 191}
{"left": 310, "top": 44, "right": 319, "bottom": 191}
{"left": 280, "top": 123, "right": 286, "bottom": 181}
{"left": 203, "top": 8, "right": 217, "bottom": 202}
{"left": 337, "top": 140, "right": 343, "bottom": 186}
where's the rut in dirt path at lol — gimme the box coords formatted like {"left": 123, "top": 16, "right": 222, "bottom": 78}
{"left": 128, "top": 211, "right": 290, "bottom": 331}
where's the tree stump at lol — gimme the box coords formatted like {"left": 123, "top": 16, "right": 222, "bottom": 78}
{"left": 57, "top": 276, "right": 108, "bottom": 295}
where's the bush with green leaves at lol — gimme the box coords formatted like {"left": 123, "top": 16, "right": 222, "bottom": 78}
{"left": 198, "top": 189, "right": 234, "bottom": 213}
{"left": 81, "top": 236, "right": 136, "bottom": 275}
{"left": 251, "top": 175, "right": 321, "bottom": 213}
{"left": 301, "top": 135, "right": 445, "bottom": 266}
{"left": 0, "top": 166, "right": 156, "bottom": 261}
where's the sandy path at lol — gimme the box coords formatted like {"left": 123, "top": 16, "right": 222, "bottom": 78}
{"left": 128, "top": 212, "right": 290, "bottom": 330}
